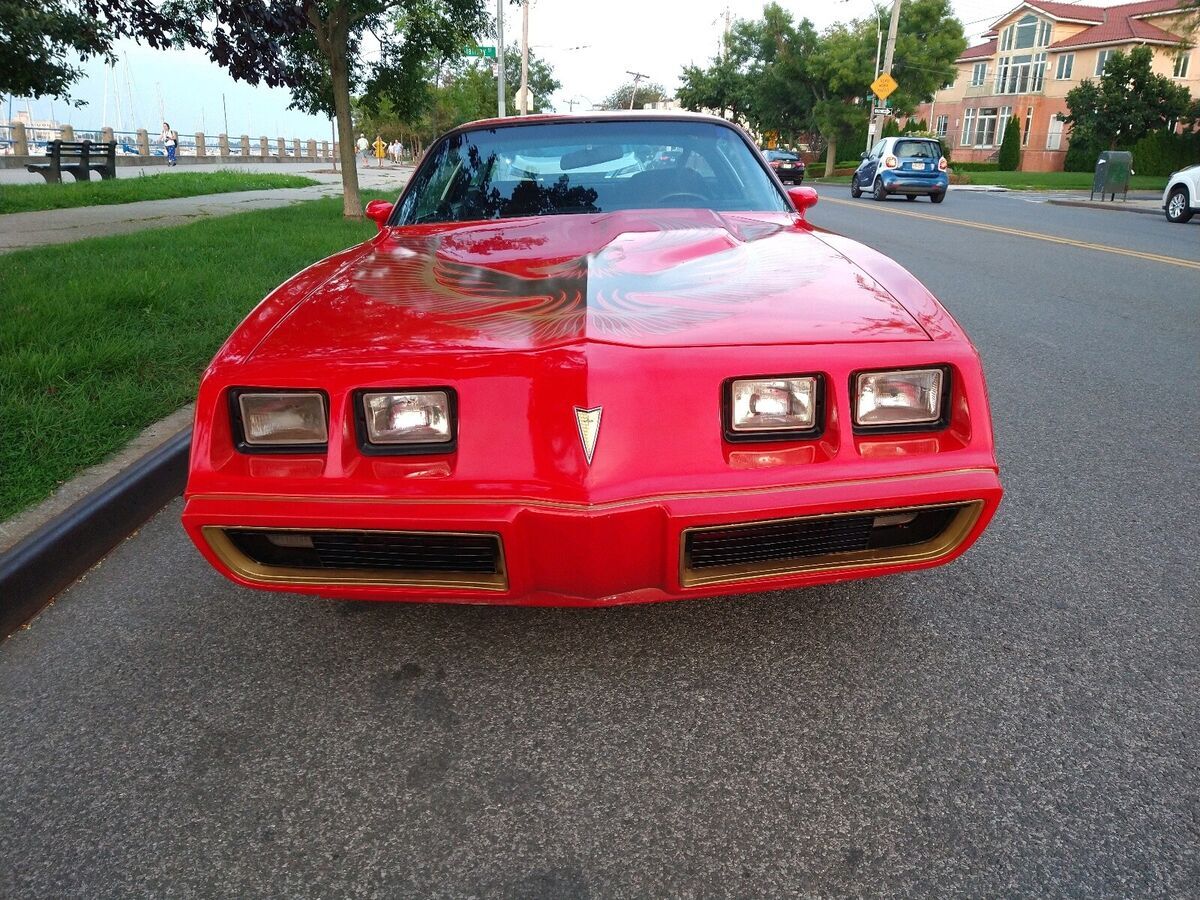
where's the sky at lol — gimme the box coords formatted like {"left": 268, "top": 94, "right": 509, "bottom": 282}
{"left": 10, "top": 0, "right": 1023, "bottom": 137}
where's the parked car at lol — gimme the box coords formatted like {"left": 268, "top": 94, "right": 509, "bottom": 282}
{"left": 852, "top": 136, "right": 948, "bottom": 203}
{"left": 183, "top": 112, "right": 1001, "bottom": 607}
{"left": 764, "top": 149, "right": 806, "bottom": 184}
{"left": 1162, "top": 163, "right": 1199, "bottom": 224}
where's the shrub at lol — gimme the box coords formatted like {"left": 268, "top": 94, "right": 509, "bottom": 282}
{"left": 948, "top": 162, "right": 999, "bottom": 172}
{"left": 1130, "top": 130, "right": 1200, "bottom": 177}
{"left": 1064, "top": 135, "right": 1102, "bottom": 172}
{"left": 998, "top": 116, "right": 1022, "bottom": 170}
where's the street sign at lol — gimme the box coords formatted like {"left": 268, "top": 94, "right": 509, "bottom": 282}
{"left": 871, "top": 72, "right": 898, "bottom": 101}
{"left": 463, "top": 45, "right": 497, "bottom": 58}
{"left": 873, "top": 106, "right": 890, "bottom": 117}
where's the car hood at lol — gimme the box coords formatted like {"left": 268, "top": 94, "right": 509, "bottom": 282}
{"left": 247, "top": 209, "right": 929, "bottom": 363}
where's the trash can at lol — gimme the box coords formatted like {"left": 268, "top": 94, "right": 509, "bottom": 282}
{"left": 1090, "top": 151, "right": 1132, "bottom": 201}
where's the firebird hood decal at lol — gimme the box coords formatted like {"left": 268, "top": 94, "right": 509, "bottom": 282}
{"left": 350, "top": 212, "right": 823, "bottom": 341}
{"left": 248, "top": 210, "right": 930, "bottom": 360}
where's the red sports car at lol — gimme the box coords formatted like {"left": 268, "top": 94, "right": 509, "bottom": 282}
{"left": 183, "top": 112, "right": 1002, "bottom": 606}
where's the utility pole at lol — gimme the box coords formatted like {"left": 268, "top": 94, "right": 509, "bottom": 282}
{"left": 626, "top": 70, "right": 648, "bottom": 110}
{"left": 496, "top": 0, "right": 507, "bottom": 117}
{"left": 867, "top": 0, "right": 902, "bottom": 152}
{"left": 518, "top": 0, "right": 530, "bottom": 115}
{"left": 880, "top": 0, "right": 901, "bottom": 84}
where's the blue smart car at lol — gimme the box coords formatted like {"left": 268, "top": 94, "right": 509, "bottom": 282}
{"left": 851, "top": 136, "right": 948, "bottom": 203}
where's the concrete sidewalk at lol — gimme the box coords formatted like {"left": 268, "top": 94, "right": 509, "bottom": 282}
{"left": 1044, "top": 193, "right": 1164, "bottom": 216}
{"left": 0, "top": 164, "right": 412, "bottom": 252}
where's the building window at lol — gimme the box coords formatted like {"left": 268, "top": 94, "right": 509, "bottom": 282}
{"left": 961, "top": 108, "right": 976, "bottom": 146}
{"left": 1005, "top": 14, "right": 1040, "bottom": 50}
{"left": 997, "top": 106, "right": 1013, "bottom": 144}
{"left": 998, "top": 15, "right": 1045, "bottom": 52}
{"left": 971, "top": 62, "right": 988, "bottom": 86}
{"left": 975, "top": 108, "right": 999, "bottom": 147}
{"left": 1095, "top": 50, "right": 1113, "bottom": 76}
{"left": 995, "top": 52, "right": 1047, "bottom": 93}
{"left": 1023, "top": 106, "right": 1033, "bottom": 146}
{"left": 1056, "top": 53, "right": 1074, "bottom": 80}
{"left": 936, "top": 114, "right": 949, "bottom": 137}
{"left": 1046, "top": 115, "right": 1063, "bottom": 150}
{"left": 1173, "top": 51, "right": 1190, "bottom": 79}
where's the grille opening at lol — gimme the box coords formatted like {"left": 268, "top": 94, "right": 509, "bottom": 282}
{"left": 683, "top": 503, "right": 967, "bottom": 575}
{"left": 225, "top": 529, "right": 501, "bottom": 575}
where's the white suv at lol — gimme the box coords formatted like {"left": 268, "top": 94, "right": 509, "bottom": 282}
{"left": 1162, "top": 164, "right": 1200, "bottom": 224}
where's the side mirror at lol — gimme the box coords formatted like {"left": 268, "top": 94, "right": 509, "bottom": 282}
{"left": 787, "top": 186, "right": 819, "bottom": 215}
{"left": 365, "top": 199, "right": 394, "bottom": 231}
{"left": 860, "top": 152, "right": 869, "bottom": 160}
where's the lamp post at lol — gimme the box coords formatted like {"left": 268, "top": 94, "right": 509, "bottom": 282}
{"left": 496, "top": 0, "right": 507, "bottom": 117}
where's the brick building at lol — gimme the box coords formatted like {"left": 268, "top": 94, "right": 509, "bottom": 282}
{"left": 913, "top": 1, "right": 1200, "bottom": 171}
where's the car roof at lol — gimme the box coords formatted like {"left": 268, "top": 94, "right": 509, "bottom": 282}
{"left": 453, "top": 109, "right": 740, "bottom": 132}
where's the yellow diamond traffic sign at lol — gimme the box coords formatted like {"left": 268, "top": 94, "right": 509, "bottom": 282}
{"left": 871, "top": 72, "right": 899, "bottom": 101}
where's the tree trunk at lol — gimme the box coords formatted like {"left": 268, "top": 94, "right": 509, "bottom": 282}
{"left": 328, "top": 36, "right": 362, "bottom": 218}
{"left": 824, "top": 134, "right": 837, "bottom": 177}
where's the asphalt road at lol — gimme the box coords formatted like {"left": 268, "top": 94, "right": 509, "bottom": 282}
{"left": 2, "top": 188, "right": 1198, "bottom": 898}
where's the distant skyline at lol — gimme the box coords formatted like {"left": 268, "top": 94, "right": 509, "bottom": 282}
{"left": 9, "top": 0, "right": 1014, "bottom": 134}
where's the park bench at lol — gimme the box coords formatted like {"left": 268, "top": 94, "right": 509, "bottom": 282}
{"left": 26, "top": 140, "right": 118, "bottom": 184}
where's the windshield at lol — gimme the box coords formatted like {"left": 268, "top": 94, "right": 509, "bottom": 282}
{"left": 766, "top": 150, "right": 799, "bottom": 161}
{"left": 893, "top": 140, "right": 941, "bottom": 159}
{"left": 395, "top": 120, "right": 788, "bottom": 225}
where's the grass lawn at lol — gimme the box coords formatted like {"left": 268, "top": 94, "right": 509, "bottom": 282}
{"left": 0, "top": 192, "right": 390, "bottom": 519}
{"left": 0, "top": 170, "right": 320, "bottom": 214}
{"left": 957, "top": 170, "right": 1168, "bottom": 192}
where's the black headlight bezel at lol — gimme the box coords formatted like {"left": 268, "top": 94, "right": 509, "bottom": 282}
{"left": 353, "top": 386, "right": 459, "bottom": 456}
{"left": 228, "top": 387, "right": 330, "bottom": 455}
{"left": 849, "top": 365, "right": 953, "bottom": 435}
{"left": 721, "top": 373, "right": 826, "bottom": 443}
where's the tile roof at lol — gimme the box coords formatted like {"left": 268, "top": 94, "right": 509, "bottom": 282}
{"left": 958, "top": 39, "right": 998, "bottom": 61}
{"left": 982, "top": 1, "right": 1189, "bottom": 53}
{"left": 1050, "top": 7, "right": 1187, "bottom": 48}
{"left": 1026, "top": 3, "right": 1107, "bottom": 22}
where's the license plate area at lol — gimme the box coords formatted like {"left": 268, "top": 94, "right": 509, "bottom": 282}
{"left": 911, "top": 162, "right": 926, "bottom": 170}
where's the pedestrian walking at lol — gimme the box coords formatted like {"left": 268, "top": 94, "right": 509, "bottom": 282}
{"left": 356, "top": 133, "right": 369, "bottom": 163}
{"left": 161, "top": 121, "right": 178, "bottom": 166}
{"left": 373, "top": 134, "right": 387, "bottom": 168}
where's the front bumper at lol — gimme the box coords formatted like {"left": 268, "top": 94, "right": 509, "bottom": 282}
{"left": 183, "top": 466, "right": 1001, "bottom": 606}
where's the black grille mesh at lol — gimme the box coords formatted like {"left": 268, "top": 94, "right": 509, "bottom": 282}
{"left": 684, "top": 506, "right": 960, "bottom": 571}
{"left": 226, "top": 530, "right": 500, "bottom": 574}
{"left": 685, "top": 515, "right": 875, "bottom": 570}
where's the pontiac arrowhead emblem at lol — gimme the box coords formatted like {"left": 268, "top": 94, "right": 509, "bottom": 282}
{"left": 574, "top": 406, "right": 603, "bottom": 465}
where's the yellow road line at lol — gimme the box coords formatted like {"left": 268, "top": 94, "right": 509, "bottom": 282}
{"left": 820, "top": 196, "right": 1200, "bottom": 271}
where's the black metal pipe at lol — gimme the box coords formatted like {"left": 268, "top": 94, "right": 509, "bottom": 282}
{"left": 0, "top": 428, "right": 192, "bottom": 638}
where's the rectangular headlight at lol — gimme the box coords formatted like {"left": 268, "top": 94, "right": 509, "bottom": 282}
{"left": 854, "top": 368, "right": 945, "bottom": 428}
{"left": 361, "top": 390, "right": 453, "bottom": 446}
{"left": 728, "top": 377, "right": 818, "bottom": 436}
{"left": 235, "top": 391, "right": 327, "bottom": 447}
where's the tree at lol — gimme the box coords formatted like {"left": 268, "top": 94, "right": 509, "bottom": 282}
{"left": 355, "top": 44, "right": 559, "bottom": 149}
{"left": 997, "top": 115, "right": 1021, "bottom": 170}
{"left": 1061, "top": 46, "right": 1191, "bottom": 160}
{"left": 0, "top": 1, "right": 113, "bottom": 100}
{"left": 677, "top": 57, "right": 749, "bottom": 121}
{"left": 94, "top": 0, "right": 489, "bottom": 218}
{"left": 676, "top": 0, "right": 965, "bottom": 175}
{"left": 601, "top": 80, "right": 667, "bottom": 110}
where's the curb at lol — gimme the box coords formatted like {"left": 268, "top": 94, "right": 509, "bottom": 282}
{"left": 1047, "top": 198, "right": 1163, "bottom": 217}
{"left": 0, "top": 428, "right": 192, "bottom": 638}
